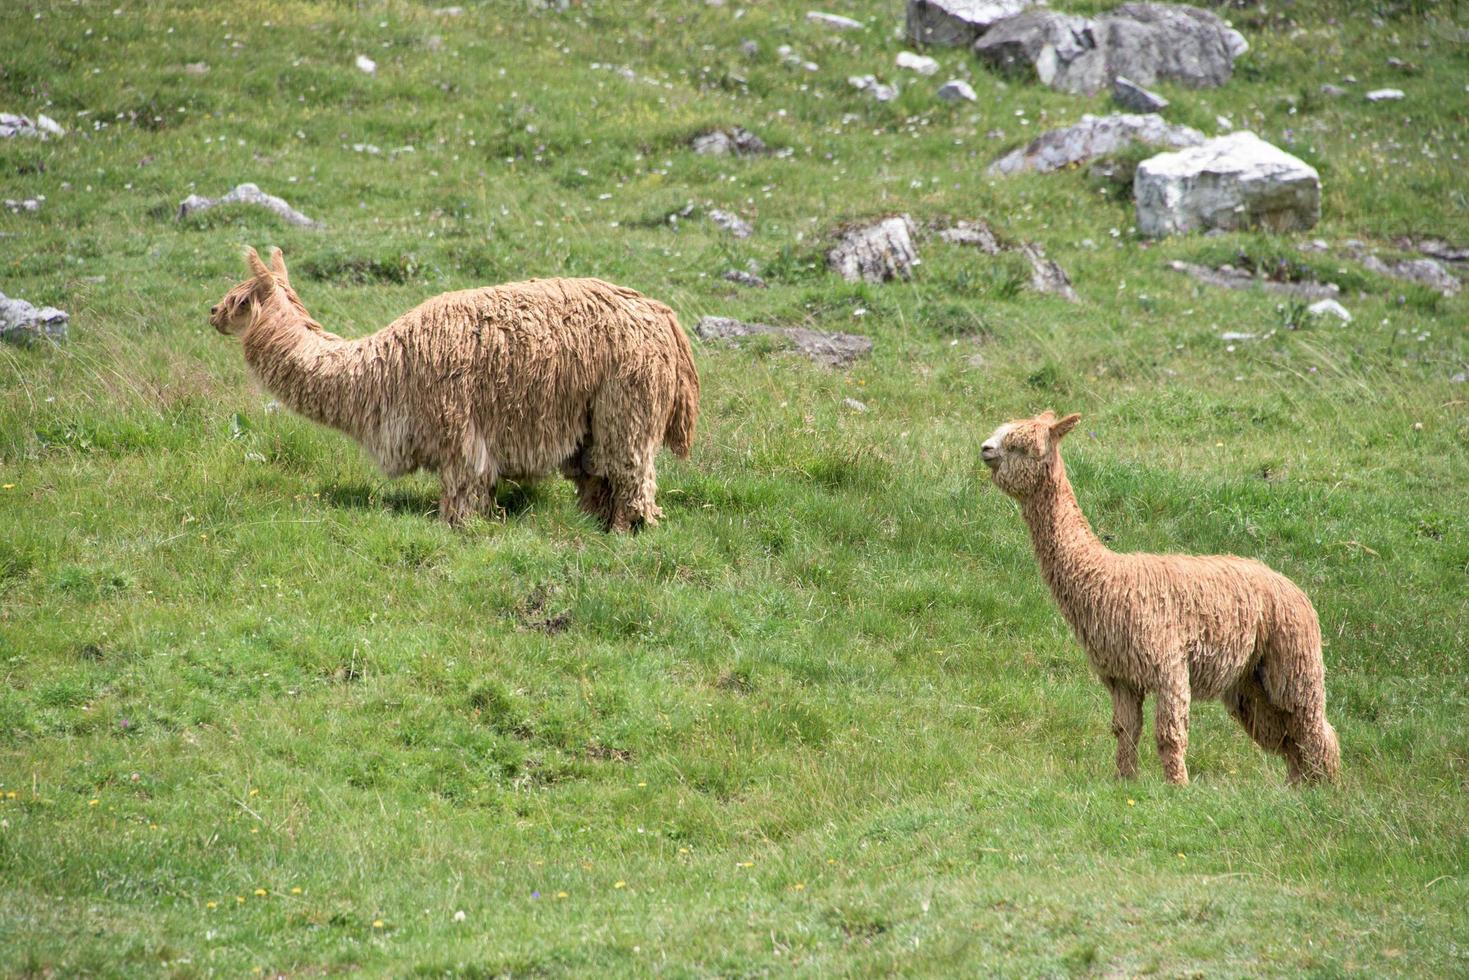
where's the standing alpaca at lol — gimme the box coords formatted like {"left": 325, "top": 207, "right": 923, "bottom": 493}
{"left": 982, "top": 411, "right": 1340, "bottom": 785}
{"left": 209, "top": 247, "right": 699, "bottom": 529}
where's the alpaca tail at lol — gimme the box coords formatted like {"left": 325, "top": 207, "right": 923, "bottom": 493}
{"left": 663, "top": 307, "right": 700, "bottom": 458}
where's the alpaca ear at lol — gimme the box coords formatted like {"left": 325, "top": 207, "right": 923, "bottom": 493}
{"left": 269, "top": 247, "right": 290, "bottom": 286}
{"left": 245, "top": 246, "right": 270, "bottom": 279}
{"left": 1035, "top": 409, "right": 1057, "bottom": 425}
{"left": 1050, "top": 413, "right": 1082, "bottom": 441}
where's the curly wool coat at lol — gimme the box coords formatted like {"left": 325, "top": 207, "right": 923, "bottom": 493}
{"left": 983, "top": 411, "right": 1340, "bottom": 785}
{"left": 211, "top": 248, "right": 699, "bottom": 529}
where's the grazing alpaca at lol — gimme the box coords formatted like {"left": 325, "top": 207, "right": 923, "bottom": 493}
{"left": 210, "top": 247, "right": 699, "bottom": 529}
{"left": 982, "top": 411, "right": 1340, "bottom": 785}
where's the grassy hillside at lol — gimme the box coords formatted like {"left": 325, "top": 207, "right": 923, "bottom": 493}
{"left": 2, "top": 0, "right": 1466, "bottom": 975}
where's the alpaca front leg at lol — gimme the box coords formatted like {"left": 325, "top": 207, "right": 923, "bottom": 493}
{"left": 1155, "top": 678, "right": 1191, "bottom": 786}
{"left": 1105, "top": 678, "right": 1143, "bottom": 779}
{"left": 437, "top": 465, "right": 486, "bottom": 527}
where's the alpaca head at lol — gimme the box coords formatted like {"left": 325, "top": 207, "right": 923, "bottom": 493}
{"left": 209, "top": 246, "right": 291, "bottom": 335}
{"left": 981, "top": 410, "right": 1081, "bottom": 498}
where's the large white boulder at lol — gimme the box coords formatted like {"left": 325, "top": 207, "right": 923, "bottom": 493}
{"left": 1134, "top": 132, "right": 1320, "bottom": 236}
{"left": 906, "top": 0, "right": 1041, "bottom": 48}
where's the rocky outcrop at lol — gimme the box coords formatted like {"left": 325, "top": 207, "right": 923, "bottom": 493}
{"left": 177, "top": 183, "right": 322, "bottom": 228}
{"left": 989, "top": 113, "right": 1203, "bottom": 175}
{"left": 974, "top": 3, "right": 1247, "bottom": 95}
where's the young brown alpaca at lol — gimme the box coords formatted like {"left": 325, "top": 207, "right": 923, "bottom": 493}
{"left": 210, "top": 247, "right": 699, "bottom": 529}
{"left": 982, "top": 411, "right": 1340, "bottom": 785}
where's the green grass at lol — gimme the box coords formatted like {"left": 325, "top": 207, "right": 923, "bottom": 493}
{"left": 2, "top": 0, "right": 1467, "bottom": 975}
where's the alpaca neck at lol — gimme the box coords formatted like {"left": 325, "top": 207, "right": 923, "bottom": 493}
{"left": 241, "top": 289, "right": 360, "bottom": 434}
{"left": 1019, "top": 458, "right": 1113, "bottom": 598}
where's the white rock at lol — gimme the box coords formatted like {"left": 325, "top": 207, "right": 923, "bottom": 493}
{"left": 848, "top": 75, "right": 899, "bottom": 102}
{"left": 827, "top": 215, "right": 918, "bottom": 283}
{"left": 355, "top": 54, "right": 377, "bottom": 75}
{"left": 843, "top": 397, "right": 869, "bottom": 412}
{"left": 807, "top": 11, "right": 864, "bottom": 30}
{"left": 1, "top": 291, "right": 69, "bottom": 346}
{"left": 1135, "top": 132, "right": 1320, "bottom": 237}
{"left": 0, "top": 112, "right": 62, "bottom": 140}
{"left": 1365, "top": 88, "right": 1404, "bottom": 102}
{"left": 906, "top": 0, "right": 1040, "bottom": 48}
{"left": 1307, "top": 299, "right": 1352, "bottom": 322}
{"left": 708, "top": 208, "right": 753, "bottom": 239}
{"left": 896, "top": 51, "right": 941, "bottom": 76}
{"left": 936, "top": 79, "right": 977, "bottom": 102}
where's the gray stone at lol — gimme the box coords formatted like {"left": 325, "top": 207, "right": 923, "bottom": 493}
{"left": 723, "top": 269, "right": 768, "bottom": 288}
{"left": 1168, "top": 260, "right": 1340, "bottom": 300}
{"left": 1319, "top": 83, "right": 1346, "bottom": 97}
{"left": 1113, "top": 75, "right": 1168, "bottom": 112}
{"left": 1451, "top": 371, "right": 1468, "bottom": 384}
{"left": 906, "top": 0, "right": 1040, "bottom": 48}
{"left": 176, "top": 183, "right": 323, "bottom": 228}
{"left": 896, "top": 51, "right": 941, "bottom": 75}
{"left": 843, "top": 397, "right": 870, "bottom": 412}
{"left": 807, "top": 11, "right": 864, "bottom": 30}
{"left": 1399, "top": 238, "right": 1469, "bottom": 263}
{"left": 827, "top": 215, "right": 918, "bottom": 283}
{"left": 1135, "top": 132, "right": 1319, "bottom": 236}
{"left": 937, "top": 219, "right": 1004, "bottom": 253}
{"left": 988, "top": 112, "right": 1203, "bottom": 175}
{"left": 1307, "top": 299, "right": 1352, "bottom": 322}
{"left": 0, "top": 291, "right": 69, "bottom": 346}
{"left": 849, "top": 75, "right": 900, "bottom": 102}
{"left": 184, "top": 61, "right": 210, "bottom": 75}
{"left": 975, "top": 3, "right": 1248, "bottom": 95}
{"left": 691, "top": 126, "right": 767, "bottom": 156}
{"left": 708, "top": 208, "right": 753, "bottom": 239}
{"left": 1361, "top": 255, "right": 1461, "bottom": 296}
{"left": 1021, "top": 242, "right": 1078, "bottom": 301}
{"left": 937, "top": 79, "right": 978, "bottom": 102}
{"left": 694, "top": 316, "right": 873, "bottom": 368}
{"left": 4, "top": 198, "right": 42, "bottom": 213}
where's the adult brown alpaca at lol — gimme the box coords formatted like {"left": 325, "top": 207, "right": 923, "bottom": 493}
{"left": 210, "top": 247, "right": 699, "bottom": 529}
{"left": 982, "top": 411, "right": 1340, "bottom": 785}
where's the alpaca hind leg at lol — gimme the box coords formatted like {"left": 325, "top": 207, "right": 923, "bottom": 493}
{"left": 583, "top": 406, "right": 661, "bottom": 533}
{"left": 1284, "top": 711, "right": 1340, "bottom": 785}
{"left": 1154, "top": 675, "right": 1191, "bottom": 786}
{"left": 1258, "top": 637, "right": 1340, "bottom": 785}
{"left": 1105, "top": 678, "right": 1143, "bottom": 779}
{"left": 573, "top": 473, "right": 614, "bottom": 528}
{"left": 1222, "top": 674, "right": 1299, "bottom": 782}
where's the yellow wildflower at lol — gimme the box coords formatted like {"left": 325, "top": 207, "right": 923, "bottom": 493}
{"left": 614, "top": 881, "right": 626, "bottom": 889}
{"left": 206, "top": 901, "right": 218, "bottom": 909}
{"left": 372, "top": 919, "right": 385, "bottom": 929}
{"left": 290, "top": 887, "right": 302, "bottom": 895}
{"left": 254, "top": 888, "right": 267, "bottom": 897}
